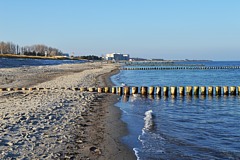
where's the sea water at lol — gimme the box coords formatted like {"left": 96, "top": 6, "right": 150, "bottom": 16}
{"left": 111, "top": 61, "right": 240, "bottom": 160}
{"left": 0, "top": 57, "right": 85, "bottom": 68}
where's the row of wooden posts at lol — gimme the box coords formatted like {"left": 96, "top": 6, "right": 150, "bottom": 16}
{"left": 97, "top": 86, "right": 240, "bottom": 96}
{"left": 1, "top": 86, "right": 240, "bottom": 96}
{"left": 121, "top": 66, "right": 240, "bottom": 70}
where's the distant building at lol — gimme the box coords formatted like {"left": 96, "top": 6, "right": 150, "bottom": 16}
{"left": 106, "top": 53, "right": 130, "bottom": 61}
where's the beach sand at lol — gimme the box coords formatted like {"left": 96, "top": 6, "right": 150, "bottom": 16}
{"left": 0, "top": 62, "right": 136, "bottom": 159}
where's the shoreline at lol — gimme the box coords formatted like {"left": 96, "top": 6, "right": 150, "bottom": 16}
{"left": 96, "top": 68, "right": 136, "bottom": 160}
{"left": 0, "top": 62, "right": 136, "bottom": 159}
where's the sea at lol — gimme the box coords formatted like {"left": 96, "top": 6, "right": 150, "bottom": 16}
{"left": 0, "top": 57, "right": 85, "bottom": 68}
{"left": 111, "top": 61, "right": 240, "bottom": 160}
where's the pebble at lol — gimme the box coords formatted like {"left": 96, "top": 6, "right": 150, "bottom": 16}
{"left": 0, "top": 63, "right": 117, "bottom": 159}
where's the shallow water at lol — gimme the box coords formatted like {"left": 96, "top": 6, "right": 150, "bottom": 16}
{"left": 0, "top": 57, "right": 85, "bottom": 68}
{"left": 112, "top": 61, "right": 240, "bottom": 160}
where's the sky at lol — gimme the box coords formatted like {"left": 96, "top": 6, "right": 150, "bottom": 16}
{"left": 0, "top": 0, "right": 240, "bottom": 60}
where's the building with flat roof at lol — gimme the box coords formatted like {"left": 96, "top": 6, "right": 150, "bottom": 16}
{"left": 106, "top": 53, "right": 130, "bottom": 61}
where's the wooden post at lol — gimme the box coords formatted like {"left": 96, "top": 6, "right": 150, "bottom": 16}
{"left": 104, "top": 87, "right": 110, "bottom": 93}
{"left": 149, "top": 86, "right": 155, "bottom": 95}
{"left": 163, "top": 86, "right": 169, "bottom": 96}
{"left": 170, "top": 86, "right": 177, "bottom": 96}
{"left": 215, "top": 86, "right": 221, "bottom": 95}
{"left": 200, "top": 86, "right": 206, "bottom": 95}
{"left": 156, "top": 87, "right": 161, "bottom": 95}
{"left": 179, "top": 86, "right": 185, "bottom": 96}
{"left": 132, "top": 87, "right": 138, "bottom": 94}
{"left": 208, "top": 86, "right": 213, "bottom": 96}
{"left": 7, "top": 88, "right": 12, "bottom": 91}
{"left": 112, "top": 87, "right": 116, "bottom": 94}
{"left": 186, "top": 86, "right": 193, "bottom": 96}
{"left": 98, "top": 87, "right": 103, "bottom": 93}
{"left": 193, "top": 86, "right": 199, "bottom": 95}
{"left": 230, "top": 86, "right": 236, "bottom": 95}
{"left": 141, "top": 86, "right": 148, "bottom": 95}
{"left": 223, "top": 86, "right": 229, "bottom": 95}
{"left": 88, "top": 87, "right": 96, "bottom": 92}
{"left": 14, "top": 88, "right": 21, "bottom": 91}
{"left": 117, "top": 87, "right": 123, "bottom": 95}
{"left": 124, "top": 86, "right": 130, "bottom": 95}
{"left": 80, "top": 87, "right": 87, "bottom": 92}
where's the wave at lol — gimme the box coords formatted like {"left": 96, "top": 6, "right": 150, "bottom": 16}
{"left": 143, "top": 110, "right": 154, "bottom": 131}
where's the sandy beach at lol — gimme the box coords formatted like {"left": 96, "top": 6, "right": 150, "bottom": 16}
{"left": 0, "top": 62, "right": 136, "bottom": 160}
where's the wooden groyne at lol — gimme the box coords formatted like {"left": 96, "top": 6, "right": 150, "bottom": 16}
{"left": 120, "top": 66, "right": 240, "bottom": 70}
{"left": 1, "top": 86, "right": 240, "bottom": 97}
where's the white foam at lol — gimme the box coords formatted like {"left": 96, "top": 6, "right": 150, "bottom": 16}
{"left": 143, "top": 110, "right": 154, "bottom": 131}
{"left": 133, "top": 148, "right": 141, "bottom": 160}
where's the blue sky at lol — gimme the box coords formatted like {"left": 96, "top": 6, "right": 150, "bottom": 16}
{"left": 0, "top": 0, "right": 240, "bottom": 60}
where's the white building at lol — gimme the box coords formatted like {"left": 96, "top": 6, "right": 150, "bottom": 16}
{"left": 106, "top": 53, "right": 130, "bottom": 61}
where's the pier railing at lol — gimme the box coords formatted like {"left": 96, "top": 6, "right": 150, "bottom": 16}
{"left": 1, "top": 86, "right": 240, "bottom": 96}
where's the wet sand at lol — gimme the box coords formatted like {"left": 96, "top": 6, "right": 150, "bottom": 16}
{"left": 0, "top": 62, "right": 136, "bottom": 159}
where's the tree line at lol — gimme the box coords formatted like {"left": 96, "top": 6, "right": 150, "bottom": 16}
{"left": 0, "top": 41, "right": 63, "bottom": 57}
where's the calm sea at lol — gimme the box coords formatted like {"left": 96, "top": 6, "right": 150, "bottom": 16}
{"left": 0, "top": 57, "right": 85, "bottom": 68}
{"left": 111, "top": 61, "right": 240, "bottom": 160}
